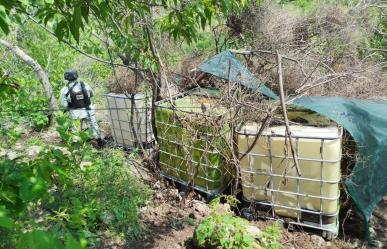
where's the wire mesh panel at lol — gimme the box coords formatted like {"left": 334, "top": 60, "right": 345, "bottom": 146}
{"left": 105, "top": 93, "right": 155, "bottom": 150}
{"left": 237, "top": 124, "right": 342, "bottom": 238}
{"left": 156, "top": 88, "right": 234, "bottom": 196}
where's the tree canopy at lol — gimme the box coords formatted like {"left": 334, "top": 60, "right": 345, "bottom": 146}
{"left": 1, "top": 0, "right": 251, "bottom": 67}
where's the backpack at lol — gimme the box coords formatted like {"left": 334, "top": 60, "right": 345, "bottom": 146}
{"left": 66, "top": 81, "right": 91, "bottom": 109}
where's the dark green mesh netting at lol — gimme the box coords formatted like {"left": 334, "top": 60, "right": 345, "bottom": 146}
{"left": 197, "top": 51, "right": 278, "bottom": 99}
{"left": 198, "top": 51, "right": 387, "bottom": 239}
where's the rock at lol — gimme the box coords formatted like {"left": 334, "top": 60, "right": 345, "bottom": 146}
{"left": 27, "top": 145, "right": 42, "bottom": 159}
{"left": 192, "top": 200, "right": 210, "bottom": 217}
{"left": 140, "top": 206, "right": 147, "bottom": 213}
{"left": 153, "top": 181, "right": 161, "bottom": 189}
{"left": 176, "top": 193, "right": 183, "bottom": 202}
{"left": 52, "top": 146, "right": 70, "bottom": 155}
{"left": 0, "top": 149, "right": 7, "bottom": 157}
{"left": 351, "top": 238, "right": 362, "bottom": 248}
{"left": 373, "top": 206, "right": 387, "bottom": 223}
{"left": 370, "top": 198, "right": 387, "bottom": 247}
{"left": 74, "top": 134, "right": 82, "bottom": 142}
{"left": 167, "top": 188, "right": 179, "bottom": 197}
{"left": 245, "top": 225, "right": 261, "bottom": 238}
{"left": 370, "top": 227, "right": 377, "bottom": 238}
{"left": 155, "top": 192, "right": 163, "bottom": 199}
{"left": 80, "top": 161, "right": 92, "bottom": 171}
{"left": 100, "top": 211, "right": 114, "bottom": 225}
{"left": 14, "top": 142, "right": 24, "bottom": 151}
{"left": 191, "top": 212, "right": 201, "bottom": 220}
{"left": 217, "top": 203, "right": 231, "bottom": 215}
{"left": 7, "top": 151, "right": 18, "bottom": 160}
{"left": 368, "top": 240, "right": 383, "bottom": 249}
{"left": 311, "top": 235, "right": 326, "bottom": 247}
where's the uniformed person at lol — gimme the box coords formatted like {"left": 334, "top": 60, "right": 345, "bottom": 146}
{"left": 59, "top": 69, "right": 104, "bottom": 146}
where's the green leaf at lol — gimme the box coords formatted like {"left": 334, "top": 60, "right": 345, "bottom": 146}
{"left": 43, "top": 10, "right": 55, "bottom": 25}
{"left": 0, "top": 206, "right": 14, "bottom": 229}
{"left": 70, "top": 7, "right": 82, "bottom": 43}
{"left": 80, "top": 4, "right": 89, "bottom": 23}
{"left": 54, "top": 20, "right": 68, "bottom": 42}
{"left": 17, "top": 230, "right": 64, "bottom": 249}
{"left": 19, "top": 177, "right": 47, "bottom": 202}
{"left": 0, "top": 5, "right": 11, "bottom": 34}
{"left": 65, "top": 234, "right": 86, "bottom": 249}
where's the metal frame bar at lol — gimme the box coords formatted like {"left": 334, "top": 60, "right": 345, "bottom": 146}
{"left": 241, "top": 184, "right": 340, "bottom": 200}
{"left": 156, "top": 121, "right": 219, "bottom": 137}
{"left": 156, "top": 87, "right": 229, "bottom": 117}
{"left": 157, "top": 136, "right": 223, "bottom": 154}
{"left": 243, "top": 199, "right": 339, "bottom": 236}
{"left": 161, "top": 172, "right": 231, "bottom": 196}
{"left": 160, "top": 149, "right": 224, "bottom": 171}
{"left": 240, "top": 169, "right": 340, "bottom": 184}
{"left": 235, "top": 126, "right": 343, "bottom": 140}
{"left": 238, "top": 152, "right": 341, "bottom": 163}
{"left": 159, "top": 161, "right": 221, "bottom": 184}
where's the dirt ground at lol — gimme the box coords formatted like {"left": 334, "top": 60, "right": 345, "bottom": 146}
{"left": 113, "top": 165, "right": 373, "bottom": 249}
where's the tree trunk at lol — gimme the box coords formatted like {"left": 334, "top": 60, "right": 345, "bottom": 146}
{"left": 0, "top": 38, "right": 58, "bottom": 123}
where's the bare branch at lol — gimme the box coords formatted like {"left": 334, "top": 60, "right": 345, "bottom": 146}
{"left": 0, "top": 38, "right": 57, "bottom": 122}
{"left": 277, "top": 52, "right": 301, "bottom": 176}
{"left": 28, "top": 17, "right": 142, "bottom": 71}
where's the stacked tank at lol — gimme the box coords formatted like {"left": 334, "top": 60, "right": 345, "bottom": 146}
{"left": 156, "top": 88, "right": 233, "bottom": 196}
{"left": 237, "top": 123, "right": 342, "bottom": 239}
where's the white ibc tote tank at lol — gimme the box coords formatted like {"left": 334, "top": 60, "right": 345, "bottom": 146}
{"left": 237, "top": 123, "right": 342, "bottom": 238}
{"left": 105, "top": 93, "right": 155, "bottom": 151}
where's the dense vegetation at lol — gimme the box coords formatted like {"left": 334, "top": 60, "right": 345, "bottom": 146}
{"left": 1, "top": 113, "right": 150, "bottom": 248}
{"left": 0, "top": 0, "right": 385, "bottom": 248}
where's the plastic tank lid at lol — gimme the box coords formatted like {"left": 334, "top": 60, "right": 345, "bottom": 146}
{"left": 237, "top": 123, "right": 342, "bottom": 139}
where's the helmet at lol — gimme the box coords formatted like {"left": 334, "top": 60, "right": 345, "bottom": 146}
{"left": 64, "top": 69, "right": 78, "bottom": 81}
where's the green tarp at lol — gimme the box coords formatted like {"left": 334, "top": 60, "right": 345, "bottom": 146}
{"left": 294, "top": 96, "right": 387, "bottom": 239}
{"left": 197, "top": 51, "right": 278, "bottom": 100}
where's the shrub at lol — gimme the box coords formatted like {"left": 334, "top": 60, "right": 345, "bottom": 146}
{"left": 0, "top": 113, "right": 150, "bottom": 248}
{"left": 194, "top": 196, "right": 281, "bottom": 249}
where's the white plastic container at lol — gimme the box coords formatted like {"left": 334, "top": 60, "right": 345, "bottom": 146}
{"left": 237, "top": 123, "right": 342, "bottom": 237}
{"left": 105, "top": 93, "right": 154, "bottom": 150}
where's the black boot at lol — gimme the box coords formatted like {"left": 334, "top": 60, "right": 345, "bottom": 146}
{"left": 96, "top": 138, "right": 106, "bottom": 148}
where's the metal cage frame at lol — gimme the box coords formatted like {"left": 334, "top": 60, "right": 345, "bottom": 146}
{"left": 105, "top": 93, "right": 155, "bottom": 150}
{"left": 156, "top": 88, "right": 234, "bottom": 196}
{"left": 237, "top": 126, "right": 343, "bottom": 239}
